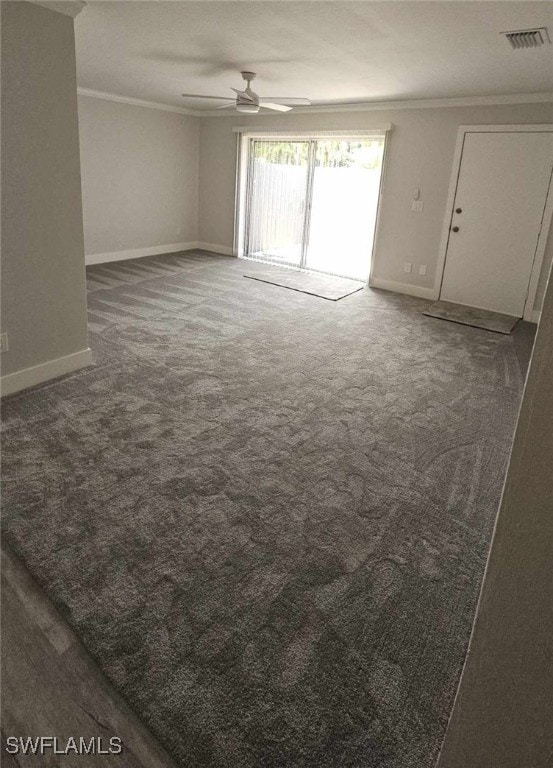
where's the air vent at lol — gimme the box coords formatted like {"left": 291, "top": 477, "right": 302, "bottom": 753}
{"left": 501, "top": 27, "right": 550, "bottom": 49}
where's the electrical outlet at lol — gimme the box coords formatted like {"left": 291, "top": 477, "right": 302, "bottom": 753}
{"left": 0, "top": 332, "right": 9, "bottom": 352}
{"left": 419, "top": 265, "right": 427, "bottom": 276}
{"left": 411, "top": 200, "right": 424, "bottom": 212}
{"left": 404, "top": 262, "right": 412, "bottom": 273}
{"left": 176, "top": 227, "right": 182, "bottom": 236}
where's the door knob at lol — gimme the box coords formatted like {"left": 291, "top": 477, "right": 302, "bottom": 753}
{"left": 455, "top": 208, "right": 462, "bottom": 214}
{"left": 451, "top": 226, "right": 459, "bottom": 232}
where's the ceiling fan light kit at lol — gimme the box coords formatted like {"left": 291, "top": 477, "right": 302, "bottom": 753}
{"left": 236, "top": 102, "right": 260, "bottom": 114}
{"left": 181, "top": 70, "right": 311, "bottom": 113}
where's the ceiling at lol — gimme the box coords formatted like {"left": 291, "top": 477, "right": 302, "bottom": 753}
{"left": 74, "top": 1, "right": 553, "bottom": 112}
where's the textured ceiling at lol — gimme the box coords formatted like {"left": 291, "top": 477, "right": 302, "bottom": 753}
{"left": 75, "top": 1, "right": 553, "bottom": 110}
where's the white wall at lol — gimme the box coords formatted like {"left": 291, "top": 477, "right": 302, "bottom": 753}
{"left": 534, "top": 220, "right": 553, "bottom": 317}
{"left": 1, "top": 1, "right": 90, "bottom": 393}
{"left": 436, "top": 232, "right": 553, "bottom": 768}
{"left": 78, "top": 95, "right": 199, "bottom": 261}
{"left": 198, "top": 101, "right": 553, "bottom": 310}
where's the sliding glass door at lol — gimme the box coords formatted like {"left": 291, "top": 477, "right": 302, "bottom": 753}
{"left": 305, "top": 140, "right": 385, "bottom": 280}
{"left": 243, "top": 135, "right": 386, "bottom": 281}
{"left": 245, "top": 140, "right": 310, "bottom": 267}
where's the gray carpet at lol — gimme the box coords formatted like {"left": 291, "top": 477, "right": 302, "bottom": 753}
{"left": 243, "top": 264, "right": 365, "bottom": 300}
{"left": 423, "top": 300, "right": 519, "bottom": 334}
{"left": 1, "top": 251, "right": 525, "bottom": 768}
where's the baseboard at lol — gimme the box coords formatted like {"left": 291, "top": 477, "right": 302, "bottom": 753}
{"left": 85, "top": 242, "right": 198, "bottom": 266}
{"left": 1, "top": 348, "right": 93, "bottom": 397}
{"left": 369, "top": 277, "right": 438, "bottom": 300}
{"left": 196, "top": 242, "right": 235, "bottom": 257}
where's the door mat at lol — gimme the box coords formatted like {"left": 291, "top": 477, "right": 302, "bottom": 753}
{"left": 244, "top": 267, "right": 365, "bottom": 301}
{"left": 423, "top": 300, "right": 519, "bottom": 334}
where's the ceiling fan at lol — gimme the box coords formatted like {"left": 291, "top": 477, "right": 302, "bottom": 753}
{"left": 181, "top": 71, "right": 311, "bottom": 113}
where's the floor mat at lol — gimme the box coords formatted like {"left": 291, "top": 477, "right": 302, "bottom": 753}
{"left": 423, "top": 300, "right": 519, "bottom": 334}
{"left": 1, "top": 252, "right": 524, "bottom": 768}
{"left": 243, "top": 265, "right": 365, "bottom": 300}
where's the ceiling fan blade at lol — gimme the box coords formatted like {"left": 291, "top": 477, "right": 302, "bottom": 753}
{"left": 181, "top": 93, "right": 233, "bottom": 100}
{"left": 231, "top": 87, "right": 255, "bottom": 101}
{"left": 216, "top": 103, "right": 236, "bottom": 109}
{"left": 259, "top": 102, "right": 293, "bottom": 112}
{"left": 260, "top": 97, "right": 312, "bottom": 106}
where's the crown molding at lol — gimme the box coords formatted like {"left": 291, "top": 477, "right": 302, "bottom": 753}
{"left": 30, "top": 1, "right": 86, "bottom": 18}
{"left": 76, "top": 87, "right": 553, "bottom": 119}
{"left": 200, "top": 91, "right": 553, "bottom": 117}
{"left": 77, "top": 88, "right": 199, "bottom": 116}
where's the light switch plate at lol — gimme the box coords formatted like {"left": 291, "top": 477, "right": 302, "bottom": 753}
{"left": 0, "top": 332, "right": 8, "bottom": 352}
{"left": 404, "top": 263, "right": 412, "bottom": 273}
{"left": 411, "top": 200, "right": 424, "bottom": 212}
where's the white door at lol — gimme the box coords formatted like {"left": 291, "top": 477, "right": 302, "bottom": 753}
{"left": 440, "top": 131, "right": 553, "bottom": 317}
